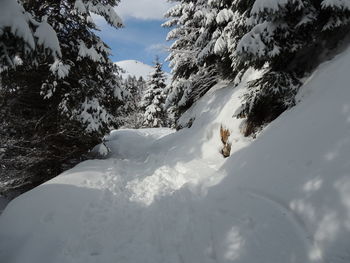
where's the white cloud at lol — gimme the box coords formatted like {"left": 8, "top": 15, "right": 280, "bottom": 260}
{"left": 146, "top": 43, "right": 169, "bottom": 54}
{"left": 115, "top": 0, "right": 174, "bottom": 20}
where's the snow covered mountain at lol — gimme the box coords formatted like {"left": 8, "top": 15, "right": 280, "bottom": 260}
{"left": 1, "top": 47, "right": 350, "bottom": 263}
{"left": 116, "top": 60, "right": 171, "bottom": 82}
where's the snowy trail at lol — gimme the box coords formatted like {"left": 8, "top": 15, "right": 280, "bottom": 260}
{"left": 57, "top": 140, "right": 228, "bottom": 263}
{"left": 2, "top": 48, "right": 350, "bottom": 262}
{"left": 0, "top": 128, "right": 313, "bottom": 263}
{"left": 241, "top": 188, "right": 319, "bottom": 258}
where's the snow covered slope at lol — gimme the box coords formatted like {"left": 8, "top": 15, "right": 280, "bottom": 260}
{"left": 116, "top": 60, "right": 171, "bottom": 81}
{"left": 1, "top": 48, "right": 350, "bottom": 263}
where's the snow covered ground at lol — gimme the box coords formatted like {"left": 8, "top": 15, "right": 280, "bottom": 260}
{"left": 1, "top": 48, "right": 350, "bottom": 263}
{"left": 116, "top": 60, "right": 171, "bottom": 82}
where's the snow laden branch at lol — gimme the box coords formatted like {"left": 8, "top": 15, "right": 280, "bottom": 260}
{"left": 0, "top": 0, "right": 61, "bottom": 67}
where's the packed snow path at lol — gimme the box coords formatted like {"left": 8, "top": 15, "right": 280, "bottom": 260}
{"left": 0, "top": 129, "right": 313, "bottom": 263}
{"left": 2, "top": 47, "right": 350, "bottom": 263}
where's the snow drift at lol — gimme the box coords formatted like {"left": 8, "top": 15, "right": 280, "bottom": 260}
{"left": 1, "top": 47, "right": 350, "bottom": 263}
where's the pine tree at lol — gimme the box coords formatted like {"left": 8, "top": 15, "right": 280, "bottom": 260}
{"left": 141, "top": 59, "right": 168, "bottom": 128}
{"left": 232, "top": 0, "right": 315, "bottom": 131}
{"left": 14, "top": 0, "right": 124, "bottom": 135}
{"left": 321, "top": 0, "right": 350, "bottom": 30}
{"left": 0, "top": 0, "right": 124, "bottom": 195}
{"left": 164, "top": 0, "right": 350, "bottom": 135}
{"left": 163, "top": 0, "right": 220, "bottom": 123}
{"left": 118, "top": 75, "right": 146, "bottom": 128}
{"left": 0, "top": 0, "right": 60, "bottom": 67}
{"left": 234, "top": 0, "right": 350, "bottom": 134}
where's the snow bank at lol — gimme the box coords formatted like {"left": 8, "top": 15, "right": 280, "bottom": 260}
{"left": 1, "top": 47, "right": 350, "bottom": 263}
{"left": 104, "top": 128, "right": 174, "bottom": 160}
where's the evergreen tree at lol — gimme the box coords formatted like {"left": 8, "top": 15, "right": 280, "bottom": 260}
{"left": 164, "top": 0, "right": 350, "bottom": 134}
{"left": 235, "top": 0, "right": 350, "bottom": 134}
{"left": 118, "top": 75, "right": 146, "bottom": 128}
{"left": 163, "top": 0, "right": 220, "bottom": 123}
{"left": 141, "top": 59, "right": 168, "bottom": 128}
{"left": 15, "top": 0, "right": 124, "bottom": 135}
{"left": 321, "top": 0, "right": 350, "bottom": 30}
{"left": 0, "top": 0, "right": 60, "bottom": 67}
{"left": 232, "top": 0, "right": 315, "bottom": 131}
{"left": 0, "top": 0, "right": 124, "bottom": 195}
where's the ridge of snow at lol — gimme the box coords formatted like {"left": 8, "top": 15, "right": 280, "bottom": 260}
{"left": 1, "top": 47, "right": 350, "bottom": 263}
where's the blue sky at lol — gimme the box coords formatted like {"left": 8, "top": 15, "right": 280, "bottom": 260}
{"left": 96, "top": 0, "right": 174, "bottom": 72}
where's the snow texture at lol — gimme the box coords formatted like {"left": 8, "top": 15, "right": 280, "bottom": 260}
{"left": 216, "top": 9, "right": 234, "bottom": 24}
{"left": 1, "top": 47, "right": 350, "bottom": 263}
{"left": 87, "top": 2, "right": 123, "bottom": 28}
{"left": 50, "top": 60, "right": 71, "bottom": 79}
{"left": 78, "top": 41, "right": 102, "bottom": 62}
{"left": 0, "top": 0, "right": 35, "bottom": 49}
{"left": 34, "top": 17, "right": 62, "bottom": 58}
{"left": 251, "top": 0, "right": 289, "bottom": 14}
{"left": 74, "top": 0, "right": 87, "bottom": 14}
{"left": 116, "top": 60, "right": 171, "bottom": 83}
{"left": 73, "top": 98, "right": 112, "bottom": 133}
{"left": 236, "top": 21, "right": 275, "bottom": 58}
{"left": 322, "top": 0, "right": 350, "bottom": 10}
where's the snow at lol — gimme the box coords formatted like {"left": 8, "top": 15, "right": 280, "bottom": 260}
{"left": 50, "top": 60, "right": 71, "bottom": 79}
{"left": 88, "top": 3, "right": 123, "bottom": 28}
{"left": 0, "top": 0, "right": 61, "bottom": 58}
{"left": 34, "top": 17, "right": 62, "bottom": 58}
{"left": 236, "top": 21, "right": 276, "bottom": 57}
{"left": 0, "top": 197, "right": 10, "bottom": 215}
{"left": 0, "top": 0, "right": 35, "bottom": 49}
{"left": 322, "top": 0, "right": 350, "bottom": 11}
{"left": 216, "top": 9, "right": 234, "bottom": 24}
{"left": 74, "top": 0, "right": 87, "bottom": 14}
{"left": 251, "top": 0, "right": 289, "bottom": 14}
{"left": 73, "top": 98, "right": 112, "bottom": 133}
{"left": 1, "top": 47, "right": 350, "bottom": 263}
{"left": 116, "top": 60, "right": 156, "bottom": 80}
{"left": 78, "top": 41, "right": 102, "bottom": 62}
{"left": 116, "top": 60, "right": 171, "bottom": 82}
{"left": 214, "top": 36, "right": 227, "bottom": 55}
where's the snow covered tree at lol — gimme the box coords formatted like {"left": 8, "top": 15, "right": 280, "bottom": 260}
{"left": 0, "top": 0, "right": 125, "bottom": 195}
{"left": 14, "top": 0, "right": 124, "bottom": 135}
{"left": 163, "top": 0, "right": 247, "bottom": 124}
{"left": 163, "top": 0, "right": 221, "bottom": 123}
{"left": 118, "top": 75, "right": 146, "bottom": 128}
{"left": 164, "top": 0, "right": 350, "bottom": 134}
{"left": 1, "top": 0, "right": 125, "bottom": 136}
{"left": 234, "top": 0, "right": 350, "bottom": 134}
{"left": 0, "top": 0, "right": 60, "bottom": 67}
{"left": 321, "top": 0, "right": 350, "bottom": 31}
{"left": 141, "top": 59, "right": 168, "bottom": 128}
{"left": 232, "top": 0, "right": 316, "bottom": 130}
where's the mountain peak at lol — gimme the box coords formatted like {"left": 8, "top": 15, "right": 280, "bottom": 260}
{"left": 115, "top": 60, "right": 171, "bottom": 82}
